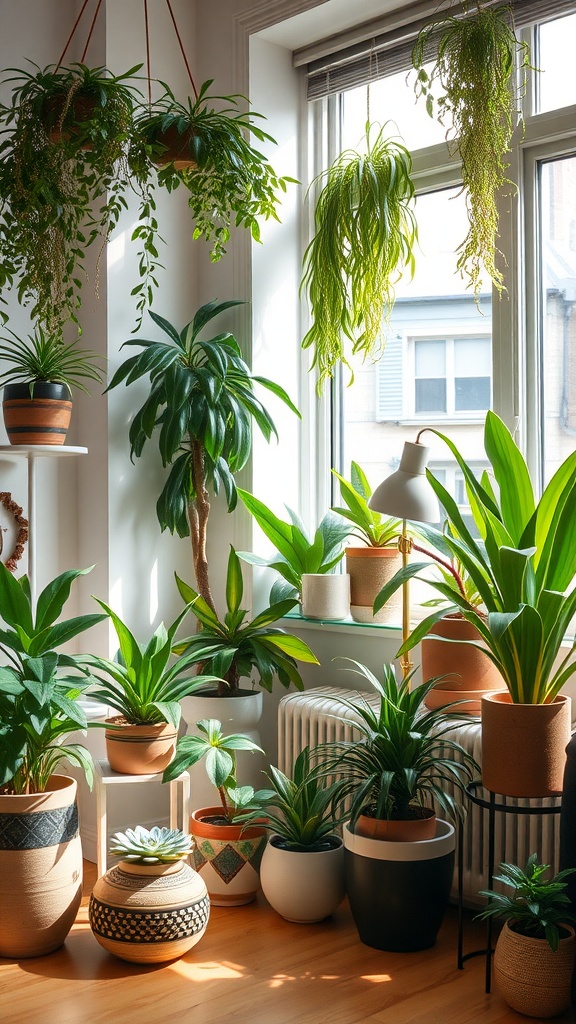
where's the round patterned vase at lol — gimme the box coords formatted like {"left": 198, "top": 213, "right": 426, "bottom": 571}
{"left": 190, "top": 807, "right": 267, "bottom": 907}
{"left": 89, "top": 860, "right": 210, "bottom": 964}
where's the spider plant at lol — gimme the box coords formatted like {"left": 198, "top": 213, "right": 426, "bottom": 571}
{"left": 0, "top": 324, "right": 103, "bottom": 397}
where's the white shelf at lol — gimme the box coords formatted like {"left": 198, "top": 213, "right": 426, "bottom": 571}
{"left": 0, "top": 444, "right": 88, "bottom": 457}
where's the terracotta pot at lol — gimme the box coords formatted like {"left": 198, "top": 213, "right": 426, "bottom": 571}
{"left": 355, "top": 808, "right": 436, "bottom": 842}
{"left": 89, "top": 859, "right": 210, "bottom": 964}
{"left": 0, "top": 775, "right": 82, "bottom": 958}
{"left": 422, "top": 614, "right": 504, "bottom": 714}
{"left": 259, "top": 835, "right": 345, "bottom": 923}
{"left": 3, "top": 382, "right": 72, "bottom": 445}
{"left": 104, "top": 716, "right": 177, "bottom": 775}
{"left": 190, "top": 806, "right": 267, "bottom": 906}
{"left": 345, "top": 546, "right": 402, "bottom": 624}
{"left": 481, "top": 692, "right": 572, "bottom": 797}
{"left": 44, "top": 94, "right": 100, "bottom": 146}
{"left": 150, "top": 125, "right": 198, "bottom": 169}
{"left": 494, "top": 920, "right": 575, "bottom": 1018}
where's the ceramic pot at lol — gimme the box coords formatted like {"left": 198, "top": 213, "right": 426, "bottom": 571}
{"left": 422, "top": 614, "right": 504, "bottom": 714}
{"left": 0, "top": 775, "right": 82, "bottom": 958}
{"left": 104, "top": 716, "right": 178, "bottom": 775}
{"left": 259, "top": 835, "right": 345, "bottom": 922}
{"left": 345, "top": 547, "right": 402, "bottom": 624}
{"left": 494, "top": 920, "right": 575, "bottom": 1018}
{"left": 3, "top": 382, "right": 72, "bottom": 445}
{"left": 343, "top": 819, "right": 455, "bottom": 951}
{"left": 180, "top": 689, "right": 266, "bottom": 807}
{"left": 190, "top": 806, "right": 267, "bottom": 906}
{"left": 481, "top": 692, "right": 572, "bottom": 797}
{"left": 301, "top": 573, "right": 350, "bottom": 620}
{"left": 89, "top": 859, "right": 210, "bottom": 964}
{"left": 355, "top": 808, "right": 436, "bottom": 842}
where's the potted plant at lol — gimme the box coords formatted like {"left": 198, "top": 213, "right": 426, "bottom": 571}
{"left": 136, "top": 79, "right": 296, "bottom": 264}
{"left": 163, "top": 718, "right": 269, "bottom": 906}
{"left": 106, "top": 300, "right": 299, "bottom": 614}
{"left": 411, "top": 1, "right": 532, "bottom": 298}
{"left": 0, "top": 61, "right": 145, "bottom": 329}
{"left": 173, "top": 546, "right": 319, "bottom": 804}
{"left": 331, "top": 461, "right": 402, "bottom": 624}
{"left": 313, "top": 659, "right": 478, "bottom": 951}
{"left": 237, "top": 746, "right": 347, "bottom": 923}
{"left": 0, "top": 562, "right": 106, "bottom": 958}
{"left": 477, "top": 854, "right": 576, "bottom": 1017}
{"left": 374, "top": 411, "right": 576, "bottom": 798}
{"left": 89, "top": 825, "right": 210, "bottom": 964}
{"left": 300, "top": 121, "right": 417, "bottom": 387}
{"left": 77, "top": 600, "right": 221, "bottom": 776}
{"left": 0, "top": 322, "right": 103, "bottom": 445}
{"left": 237, "top": 488, "right": 351, "bottom": 616}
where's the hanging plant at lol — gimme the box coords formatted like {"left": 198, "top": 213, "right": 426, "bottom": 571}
{"left": 412, "top": 1, "right": 532, "bottom": 297}
{"left": 300, "top": 122, "right": 417, "bottom": 388}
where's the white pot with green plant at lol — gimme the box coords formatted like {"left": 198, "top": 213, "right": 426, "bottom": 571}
{"left": 89, "top": 825, "right": 210, "bottom": 964}
{"left": 332, "top": 461, "right": 402, "bottom": 624}
{"left": 237, "top": 489, "right": 351, "bottom": 619}
{"left": 0, "top": 563, "right": 106, "bottom": 958}
{"left": 163, "top": 719, "right": 269, "bottom": 906}
{"left": 238, "top": 746, "right": 347, "bottom": 923}
{"left": 477, "top": 854, "right": 576, "bottom": 1018}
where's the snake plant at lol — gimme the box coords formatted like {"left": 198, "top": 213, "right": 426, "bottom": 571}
{"left": 109, "top": 826, "right": 194, "bottom": 864}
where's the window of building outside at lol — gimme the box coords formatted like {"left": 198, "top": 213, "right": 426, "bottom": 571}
{"left": 306, "top": 11, "right": 576, "bottom": 520}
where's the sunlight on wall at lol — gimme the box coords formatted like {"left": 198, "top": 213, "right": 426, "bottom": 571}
{"left": 149, "top": 559, "right": 159, "bottom": 623}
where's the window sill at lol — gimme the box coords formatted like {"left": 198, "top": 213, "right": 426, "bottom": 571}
{"left": 283, "top": 610, "right": 402, "bottom": 638}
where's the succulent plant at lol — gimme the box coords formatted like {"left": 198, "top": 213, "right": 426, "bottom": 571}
{"left": 109, "top": 826, "right": 194, "bottom": 864}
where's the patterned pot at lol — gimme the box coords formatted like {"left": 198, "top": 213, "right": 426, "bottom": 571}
{"left": 190, "top": 807, "right": 267, "bottom": 907}
{"left": 89, "top": 859, "right": 210, "bottom": 964}
{"left": 3, "top": 382, "right": 72, "bottom": 445}
{"left": 0, "top": 775, "right": 82, "bottom": 958}
{"left": 104, "top": 716, "right": 178, "bottom": 775}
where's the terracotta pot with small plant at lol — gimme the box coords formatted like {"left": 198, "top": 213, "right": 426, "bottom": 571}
{"left": 89, "top": 825, "right": 210, "bottom": 964}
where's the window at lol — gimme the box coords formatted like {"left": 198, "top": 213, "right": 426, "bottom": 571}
{"left": 414, "top": 336, "right": 491, "bottom": 416}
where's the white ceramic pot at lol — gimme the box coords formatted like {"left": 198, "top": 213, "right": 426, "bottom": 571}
{"left": 260, "top": 835, "right": 345, "bottom": 922}
{"left": 301, "top": 573, "right": 350, "bottom": 620}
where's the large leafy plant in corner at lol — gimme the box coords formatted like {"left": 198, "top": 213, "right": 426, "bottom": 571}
{"left": 106, "top": 300, "right": 299, "bottom": 613}
{"left": 374, "top": 411, "right": 576, "bottom": 704}
{"left": 0, "top": 564, "right": 106, "bottom": 794}
{"left": 412, "top": 1, "right": 531, "bottom": 297}
{"left": 301, "top": 122, "right": 417, "bottom": 387}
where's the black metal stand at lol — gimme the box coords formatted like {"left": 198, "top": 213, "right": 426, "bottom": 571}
{"left": 457, "top": 781, "right": 562, "bottom": 994}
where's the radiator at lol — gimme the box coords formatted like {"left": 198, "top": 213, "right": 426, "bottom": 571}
{"left": 278, "top": 687, "right": 562, "bottom": 907}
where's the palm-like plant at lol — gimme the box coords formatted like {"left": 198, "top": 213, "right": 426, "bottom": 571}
{"left": 313, "top": 660, "right": 478, "bottom": 831}
{"left": 106, "top": 300, "right": 299, "bottom": 612}
{"left": 0, "top": 324, "right": 102, "bottom": 396}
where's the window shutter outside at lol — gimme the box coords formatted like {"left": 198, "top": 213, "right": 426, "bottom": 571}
{"left": 377, "top": 335, "right": 404, "bottom": 421}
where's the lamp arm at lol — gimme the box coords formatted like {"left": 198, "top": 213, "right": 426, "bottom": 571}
{"left": 411, "top": 541, "right": 467, "bottom": 600}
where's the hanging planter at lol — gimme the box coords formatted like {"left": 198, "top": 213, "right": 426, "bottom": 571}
{"left": 412, "top": 1, "right": 532, "bottom": 297}
{"left": 301, "top": 121, "right": 417, "bottom": 387}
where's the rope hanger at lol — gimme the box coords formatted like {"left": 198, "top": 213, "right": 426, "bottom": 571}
{"left": 55, "top": 0, "right": 198, "bottom": 105}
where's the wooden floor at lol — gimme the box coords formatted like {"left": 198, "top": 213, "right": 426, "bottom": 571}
{"left": 0, "top": 862, "right": 573, "bottom": 1024}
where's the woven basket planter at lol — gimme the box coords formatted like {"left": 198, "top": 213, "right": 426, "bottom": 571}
{"left": 494, "top": 920, "right": 575, "bottom": 1018}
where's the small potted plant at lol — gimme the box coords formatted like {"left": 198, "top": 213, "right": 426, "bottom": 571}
{"left": 313, "top": 659, "right": 478, "bottom": 951}
{"left": 238, "top": 746, "right": 347, "bottom": 923}
{"left": 89, "top": 825, "right": 210, "bottom": 964}
{"left": 237, "top": 488, "right": 351, "bottom": 617}
{"left": 0, "top": 562, "right": 106, "bottom": 958}
{"left": 77, "top": 599, "right": 220, "bottom": 776}
{"left": 0, "top": 323, "right": 103, "bottom": 445}
{"left": 477, "top": 854, "right": 576, "bottom": 1017}
{"left": 163, "top": 718, "right": 269, "bottom": 906}
{"left": 331, "top": 461, "right": 402, "bottom": 624}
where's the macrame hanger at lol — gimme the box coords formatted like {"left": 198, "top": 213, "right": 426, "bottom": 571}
{"left": 55, "top": 0, "right": 102, "bottom": 70}
{"left": 144, "top": 0, "right": 199, "bottom": 106}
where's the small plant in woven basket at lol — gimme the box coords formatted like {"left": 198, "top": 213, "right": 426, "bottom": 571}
{"left": 477, "top": 853, "right": 576, "bottom": 950}
{"left": 109, "top": 825, "right": 194, "bottom": 864}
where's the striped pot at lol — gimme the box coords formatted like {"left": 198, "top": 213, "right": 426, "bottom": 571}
{"left": 2, "top": 382, "right": 72, "bottom": 445}
{"left": 104, "top": 716, "right": 178, "bottom": 775}
{"left": 190, "top": 807, "right": 267, "bottom": 906}
{"left": 0, "top": 775, "right": 82, "bottom": 958}
{"left": 89, "top": 859, "right": 210, "bottom": 964}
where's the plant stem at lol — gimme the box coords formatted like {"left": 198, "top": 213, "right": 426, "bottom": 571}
{"left": 411, "top": 541, "right": 467, "bottom": 600}
{"left": 189, "top": 437, "right": 216, "bottom": 615}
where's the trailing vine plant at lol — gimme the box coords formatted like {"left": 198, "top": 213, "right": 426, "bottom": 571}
{"left": 412, "top": 1, "right": 532, "bottom": 297}
{"left": 300, "top": 122, "right": 417, "bottom": 388}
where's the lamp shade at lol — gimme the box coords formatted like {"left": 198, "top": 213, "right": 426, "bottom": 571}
{"left": 369, "top": 442, "right": 440, "bottom": 524}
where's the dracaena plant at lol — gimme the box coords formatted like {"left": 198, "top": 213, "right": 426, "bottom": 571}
{"left": 0, "top": 563, "right": 107, "bottom": 794}
{"left": 237, "top": 489, "right": 350, "bottom": 603}
{"left": 173, "top": 546, "right": 319, "bottom": 696}
{"left": 374, "top": 411, "right": 576, "bottom": 704}
{"left": 106, "top": 301, "right": 299, "bottom": 614}
{"left": 331, "top": 461, "right": 402, "bottom": 547}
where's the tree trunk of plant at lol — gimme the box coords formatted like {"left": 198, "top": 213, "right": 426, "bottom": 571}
{"left": 188, "top": 438, "right": 216, "bottom": 616}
